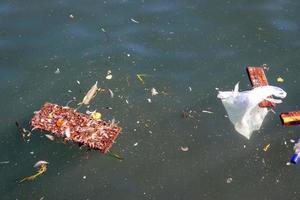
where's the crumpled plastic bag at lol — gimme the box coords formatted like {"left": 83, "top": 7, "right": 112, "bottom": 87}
{"left": 217, "top": 83, "right": 287, "bottom": 139}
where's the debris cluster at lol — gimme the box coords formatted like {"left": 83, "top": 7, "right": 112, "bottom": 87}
{"left": 219, "top": 66, "right": 300, "bottom": 165}
{"left": 31, "top": 102, "right": 121, "bottom": 153}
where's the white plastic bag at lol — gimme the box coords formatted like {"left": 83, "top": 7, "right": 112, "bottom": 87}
{"left": 217, "top": 83, "right": 287, "bottom": 139}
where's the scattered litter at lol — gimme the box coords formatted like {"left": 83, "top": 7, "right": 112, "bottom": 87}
{"left": 108, "top": 89, "right": 114, "bottom": 98}
{"left": 226, "top": 177, "right": 233, "bottom": 184}
{"left": 181, "top": 111, "right": 194, "bottom": 119}
{"left": 263, "top": 144, "right": 271, "bottom": 152}
{"left": 91, "top": 112, "right": 101, "bottom": 120}
{"left": 137, "top": 74, "right": 146, "bottom": 84}
{"left": 31, "top": 102, "right": 122, "bottom": 153}
{"left": 134, "top": 142, "right": 138, "bottom": 146}
{"left": 217, "top": 82, "right": 286, "bottom": 139}
{"left": 277, "top": 76, "right": 284, "bottom": 83}
{"left": 78, "top": 81, "right": 100, "bottom": 106}
{"left": 106, "top": 70, "right": 112, "bottom": 80}
{"left": 54, "top": 68, "right": 60, "bottom": 74}
{"left": 101, "top": 27, "right": 106, "bottom": 32}
{"left": 68, "top": 90, "right": 72, "bottom": 93}
{"left": 130, "top": 18, "right": 140, "bottom": 24}
{"left": 202, "top": 110, "right": 213, "bottom": 114}
{"left": 151, "top": 88, "right": 158, "bottom": 96}
{"left": 290, "top": 139, "right": 296, "bottom": 143}
{"left": 247, "top": 66, "right": 275, "bottom": 107}
{"left": 0, "top": 161, "right": 10, "bottom": 164}
{"left": 69, "top": 14, "right": 74, "bottom": 19}
{"left": 125, "top": 99, "right": 129, "bottom": 104}
{"left": 290, "top": 139, "right": 300, "bottom": 164}
{"left": 147, "top": 98, "right": 152, "bottom": 103}
{"left": 180, "top": 146, "right": 189, "bottom": 152}
{"left": 20, "top": 161, "right": 49, "bottom": 183}
{"left": 286, "top": 162, "right": 291, "bottom": 166}
{"left": 83, "top": 176, "right": 87, "bottom": 179}
{"left": 280, "top": 111, "right": 300, "bottom": 126}
{"left": 215, "top": 88, "right": 219, "bottom": 91}
{"left": 30, "top": 151, "right": 34, "bottom": 155}
{"left": 188, "top": 86, "right": 192, "bottom": 92}
{"left": 127, "top": 53, "right": 131, "bottom": 57}
{"left": 76, "top": 80, "right": 80, "bottom": 85}
{"left": 262, "top": 63, "right": 269, "bottom": 71}
{"left": 16, "top": 121, "right": 32, "bottom": 142}
{"left": 34, "top": 161, "right": 49, "bottom": 168}
{"left": 45, "top": 134, "right": 55, "bottom": 141}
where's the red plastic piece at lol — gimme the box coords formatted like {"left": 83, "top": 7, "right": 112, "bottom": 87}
{"left": 31, "top": 102, "right": 121, "bottom": 153}
{"left": 246, "top": 66, "right": 275, "bottom": 107}
{"left": 280, "top": 111, "right": 300, "bottom": 126}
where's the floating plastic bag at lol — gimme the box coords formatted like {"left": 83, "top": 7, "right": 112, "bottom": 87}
{"left": 217, "top": 83, "right": 287, "bottom": 139}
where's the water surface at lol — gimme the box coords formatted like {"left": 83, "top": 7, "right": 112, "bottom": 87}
{"left": 1, "top": 0, "right": 300, "bottom": 199}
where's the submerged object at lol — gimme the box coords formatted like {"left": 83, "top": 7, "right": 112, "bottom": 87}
{"left": 280, "top": 111, "right": 300, "bottom": 126}
{"left": 291, "top": 139, "right": 300, "bottom": 164}
{"left": 246, "top": 66, "right": 275, "bottom": 107}
{"left": 31, "top": 102, "right": 122, "bottom": 153}
{"left": 217, "top": 82, "right": 287, "bottom": 139}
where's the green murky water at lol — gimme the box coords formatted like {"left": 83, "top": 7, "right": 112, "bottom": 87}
{"left": 1, "top": 0, "right": 300, "bottom": 199}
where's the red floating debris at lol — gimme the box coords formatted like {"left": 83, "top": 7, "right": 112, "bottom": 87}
{"left": 31, "top": 102, "right": 122, "bottom": 153}
{"left": 246, "top": 66, "right": 275, "bottom": 107}
{"left": 280, "top": 111, "right": 300, "bottom": 126}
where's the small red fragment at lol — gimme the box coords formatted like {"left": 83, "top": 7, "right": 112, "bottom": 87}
{"left": 280, "top": 111, "right": 300, "bottom": 126}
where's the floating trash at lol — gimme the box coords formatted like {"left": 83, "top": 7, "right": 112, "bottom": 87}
{"left": 45, "top": 134, "right": 55, "bottom": 141}
{"left": 20, "top": 161, "right": 49, "bottom": 183}
{"left": 217, "top": 82, "right": 286, "bottom": 139}
{"left": 54, "top": 68, "right": 60, "bottom": 74}
{"left": 180, "top": 146, "right": 189, "bottom": 152}
{"left": 280, "top": 111, "right": 300, "bottom": 126}
{"left": 106, "top": 70, "right": 112, "bottom": 80}
{"left": 136, "top": 74, "right": 146, "bottom": 84}
{"left": 34, "top": 160, "right": 49, "bottom": 168}
{"left": 78, "top": 81, "right": 100, "bottom": 106}
{"left": 226, "top": 177, "right": 233, "bottom": 184}
{"left": 263, "top": 144, "right": 271, "bottom": 152}
{"left": 31, "top": 102, "right": 122, "bottom": 153}
{"left": 130, "top": 18, "right": 140, "bottom": 24}
{"left": 108, "top": 89, "right": 114, "bottom": 98}
{"left": 277, "top": 76, "right": 284, "bottom": 83}
{"left": 291, "top": 139, "right": 300, "bottom": 164}
{"left": 202, "top": 110, "right": 213, "bottom": 114}
{"left": 247, "top": 66, "right": 275, "bottom": 107}
{"left": 151, "top": 88, "right": 158, "bottom": 96}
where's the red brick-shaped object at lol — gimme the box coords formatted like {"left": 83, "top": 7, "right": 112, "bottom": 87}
{"left": 31, "top": 102, "right": 121, "bottom": 153}
{"left": 246, "top": 66, "right": 275, "bottom": 107}
{"left": 280, "top": 111, "right": 300, "bottom": 126}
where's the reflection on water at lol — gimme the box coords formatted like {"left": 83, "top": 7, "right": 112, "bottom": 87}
{"left": 1, "top": 0, "right": 300, "bottom": 199}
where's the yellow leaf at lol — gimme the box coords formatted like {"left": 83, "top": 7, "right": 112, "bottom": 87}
{"left": 136, "top": 74, "right": 145, "bottom": 84}
{"left": 263, "top": 144, "right": 271, "bottom": 152}
{"left": 277, "top": 77, "right": 284, "bottom": 83}
{"left": 91, "top": 112, "right": 101, "bottom": 120}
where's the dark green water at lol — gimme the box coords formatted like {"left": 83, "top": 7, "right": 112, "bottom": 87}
{"left": 1, "top": 0, "right": 300, "bottom": 199}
